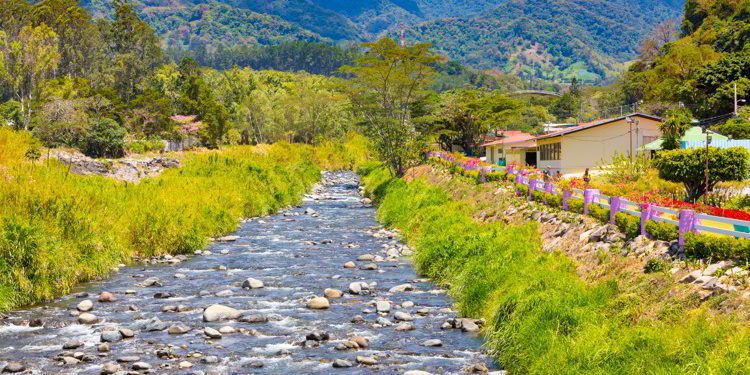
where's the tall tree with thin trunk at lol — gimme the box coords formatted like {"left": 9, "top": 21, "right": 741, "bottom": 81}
{"left": 342, "top": 37, "right": 438, "bottom": 176}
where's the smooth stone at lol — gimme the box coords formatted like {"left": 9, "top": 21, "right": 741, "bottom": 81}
{"left": 97, "top": 343, "right": 110, "bottom": 353}
{"left": 343, "top": 261, "right": 356, "bottom": 269}
{"left": 360, "top": 263, "right": 378, "bottom": 270}
{"left": 218, "top": 326, "right": 236, "bottom": 334}
{"left": 142, "top": 277, "right": 161, "bottom": 287}
{"left": 242, "top": 278, "right": 264, "bottom": 289}
{"left": 404, "top": 371, "right": 433, "bottom": 375}
{"left": 375, "top": 301, "right": 391, "bottom": 313}
{"left": 131, "top": 362, "right": 151, "bottom": 370}
{"left": 116, "top": 356, "right": 140, "bottom": 363}
{"left": 332, "top": 359, "right": 353, "bottom": 368}
{"left": 98, "top": 292, "right": 117, "bottom": 302}
{"left": 119, "top": 328, "right": 134, "bottom": 338}
{"left": 78, "top": 313, "right": 99, "bottom": 324}
{"left": 100, "top": 362, "right": 121, "bottom": 374}
{"left": 422, "top": 339, "right": 443, "bottom": 347}
{"left": 389, "top": 284, "right": 414, "bottom": 293}
{"left": 174, "top": 273, "right": 186, "bottom": 279}
{"left": 215, "top": 289, "right": 234, "bottom": 297}
{"left": 100, "top": 330, "right": 122, "bottom": 343}
{"left": 62, "top": 356, "right": 80, "bottom": 365}
{"left": 357, "top": 254, "right": 375, "bottom": 261}
{"left": 204, "top": 327, "right": 222, "bottom": 339}
{"left": 402, "top": 301, "right": 414, "bottom": 308}
{"left": 396, "top": 322, "right": 415, "bottom": 331}
{"left": 203, "top": 304, "right": 241, "bottom": 322}
{"left": 168, "top": 324, "right": 190, "bottom": 334}
{"left": 1, "top": 363, "right": 24, "bottom": 373}
{"left": 351, "top": 336, "right": 369, "bottom": 348}
{"left": 77, "top": 300, "right": 93, "bottom": 312}
{"left": 356, "top": 356, "right": 378, "bottom": 365}
{"left": 307, "top": 297, "right": 330, "bottom": 310}
{"left": 63, "top": 340, "right": 84, "bottom": 350}
{"left": 324, "top": 288, "right": 343, "bottom": 299}
{"left": 178, "top": 361, "right": 193, "bottom": 369}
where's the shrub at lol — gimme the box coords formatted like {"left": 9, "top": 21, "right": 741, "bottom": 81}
{"left": 684, "top": 233, "right": 750, "bottom": 262}
{"left": 545, "top": 193, "right": 562, "bottom": 208}
{"left": 125, "top": 138, "right": 164, "bottom": 154}
{"left": 616, "top": 212, "right": 641, "bottom": 240}
{"left": 82, "top": 118, "right": 127, "bottom": 158}
{"left": 567, "top": 197, "right": 584, "bottom": 213}
{"left": 644, "top": 257, "right": 668, "bottom": 273}
{"left": 589, "top": 204, "right": 610, "bottom": 223}
{"left": 516, "top": 183, "right": 529, "bottom": 196}
{"left": 531, "top": 190, "right": 546, "bottom": 203}
{"left": 485, "top": 171, "right": 507, "bottom": 182}
{"left": 645, "top": 220, "right": 678, "bottom": 241}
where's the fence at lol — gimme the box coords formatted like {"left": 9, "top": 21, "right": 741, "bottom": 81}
{"left": 426, "top": 152, "right": 750, "bottom": 246}
{"left": 682, "top": 140, "right": 750, "bottom": 153}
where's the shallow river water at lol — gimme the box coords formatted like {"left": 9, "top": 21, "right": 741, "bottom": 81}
{"left": 0, "top": 172, "right": 497, "bottom": 374}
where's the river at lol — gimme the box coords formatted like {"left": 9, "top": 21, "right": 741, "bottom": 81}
{"left": 0, "top": 171, "right": 497, "bottom": 374}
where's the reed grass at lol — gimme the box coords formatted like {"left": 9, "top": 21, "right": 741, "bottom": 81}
{"left": 0, "top": 128, "right": 368, "bottom": 310}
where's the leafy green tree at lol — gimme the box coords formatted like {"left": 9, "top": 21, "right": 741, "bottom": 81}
{"left": 654, "top": 147, "right": 750, "bottom": 202}
{"left": 660, "top": 107, "right": 693, "bottom": 150}
{"left": 82, "top": 118, "right": 127, "bottom": 158}
{"left": 712, "top": 112, "right": 750, "bottom": 139}
{"left": 0, "top": 25, "right": 61, "bottom": 129}
{"left": 343, "top": 37, "right": 438, "bottom": 176}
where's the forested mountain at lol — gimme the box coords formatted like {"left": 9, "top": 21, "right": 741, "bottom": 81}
{"left": 81, "top": 0, "right": 685, "bottom": 81}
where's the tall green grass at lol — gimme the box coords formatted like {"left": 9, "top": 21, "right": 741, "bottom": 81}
{"left": 0, "top": 128, "right": 368, "bottom": 310}
{"left": 360, "top": 165, "right": 750, "bottom": 374}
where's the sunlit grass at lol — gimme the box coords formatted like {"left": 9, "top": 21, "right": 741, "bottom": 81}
{"left": 0, "top": 128, "right": 369, "bottom": 310}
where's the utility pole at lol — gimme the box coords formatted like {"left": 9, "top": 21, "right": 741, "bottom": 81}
{"left": 704, "top": 129, "right": 712, "bottom": 204}
{"left": 399, "top": 22, "right": 406, "bottom": 47}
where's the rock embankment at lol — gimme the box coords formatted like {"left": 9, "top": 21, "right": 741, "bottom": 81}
{"left": 48, "top": 150, "right": 180, "bottom": 182}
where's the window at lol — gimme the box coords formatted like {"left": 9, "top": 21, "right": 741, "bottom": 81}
{"left": 539, "top": 142, "right": 561, "bottom": 161}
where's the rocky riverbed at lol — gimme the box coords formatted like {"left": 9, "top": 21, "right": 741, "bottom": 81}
{"left": 0, "top": 171, "right": 498, "bottom": 374}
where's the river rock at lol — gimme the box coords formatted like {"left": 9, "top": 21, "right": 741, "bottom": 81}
{"left": 394, "top": 311, "right": 413, "bottom": 321}
{"left": 2, "top": 363, "right": 25, "bottom": 373}
{"left": 357, "top": 254, "right": 375, "bottom": 261}
{"left": 131, "top": 362, "right": 151, "bottom": 370}
{"left": 119, "top": 328, "right": 134, "bottom": 338}
{"left": 219, "top": 326, "right": 236, "bottom": 334}
{"left": 375, "top": 301, "right": 391, "bottom": 313}
{"left": 332, "top": 359, "right": 353, "bottom": 368}
{"left": 116, "top": 356, "right": 140, "bottom": 363}
{"left": 307, "top": 297, "right": 330, "bottom": 309}
{"left": 356, "top": 356, "right": 378, "bottom": 365}
{"left": 100, "top": 362, "right": 121, "bottom": 374}
{"left": 168, "top": 324, "right": 190, "bottom": 334}
{"left": 217, "top": 235, "right": 240, "bottom": 242}
{"left": 143, "top": 317, "right": 167, "bottom": 331}
{"left": 63, "top": 340, "right": 84, "bottom": 350}
{"left": 100, "top": 330, "right": 122, "bottom": 343}
{"left": 174, "top": 273, "right": 186, "bottom": 279}
{"left": 324, "top": 288, "right": 343, "bottom": 299}
{"left": 351, "top": 336, "right": 369, "bottom": 348}
{"left": 396, "top": 322, "right": 415, "bottom": 331}
{"left": 77, "top": 300, "right": 93, "bottom": 312}
{"left": 422, "top": 339, "right": 443, "bottom": 347}
{"left": 204, "top": 327, "right": 222, "bottom": 339}
{"left": 215, "top": 289, "right": 234, "bottom": 297}
{"left": 349, "top": 282, "right": 368, "bottom": 295}
{"left": 203, "top": 304, "right": 241, "bottom": 322}
{"left": 343, "top": 261, "right": 356, "bottom": 269}
{"left": 62, "top": 356, "right": 80, "bottom": 365}
{"left": 360, "top": 263, "right": 378, "bottom": 270}
{"left": 142, "top": 277, "right": 162, "bottom": 287}
{"left": 97, "top": 343, "right": 110, "bottom": 353}
{"left": 98, "top": 292, "right": 117, "bottom": 302}
{"left": 78, "top": 313, "right": 99, "bottom": 324}
{"left": 351, "top": 315, "right": 365, "bottom": 324}
{"left": 242, "top": 278, "right": 264, "bottom": 289}
{"left": 389, "top": 284, "right": 414, "bottom": 293}
{"left": 402, "top": 301, "right": 414, "bottom": 308}
{"left": 178, "top": 361, "right": 193, "bottom": 369}
{"left": 404, "top": 371, "right": 432, "bottom": 375}
{"left": 461, "top": 319, "right": 480, "bottom": 332}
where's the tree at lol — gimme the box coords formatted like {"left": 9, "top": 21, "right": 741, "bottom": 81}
{"left": 0, "top": 25, "right": 61, "bottom": 129}
{"left": 342, "top": 37, "right": 438, "bottom": 176}
{"left": 660, "top": 107, "right": 693, "bottom": 150}
{"left": 654, "top": 147, "right": 749, "bottom": 202}
{"left": 712, "top": 111, "right": 750, "bottom": 139}
{"left": 82, "top": 118, "right": 126, "bottom": 158}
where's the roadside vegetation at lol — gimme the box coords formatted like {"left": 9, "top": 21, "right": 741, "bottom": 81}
{"left": 360, "top": 162, "right": 750, "bottom": 374}
{"left": 0, "top": 128, "right": 367, "bottom": 310}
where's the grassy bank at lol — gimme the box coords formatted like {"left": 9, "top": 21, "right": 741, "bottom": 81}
{"left": 0, "top": 128, "right": 367, "bottom": 310}
{"left": 359, "top": 163, "right": 750, "bottom": 374}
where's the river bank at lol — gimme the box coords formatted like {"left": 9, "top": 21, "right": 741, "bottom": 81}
{"left": 359, "top": 163, "right": 750, "bottom": 374}
{"left": 0, "top": 171, "right": 496, "bottom": 374}
{"left": 0, "top": 128, "right": 368, "bottom": 310}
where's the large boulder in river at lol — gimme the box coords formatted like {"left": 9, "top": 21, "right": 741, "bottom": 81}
{"left": 241, "top": 278, "right": 264, "bottom": 289}
{"left": 306, "top": 297, "right": 330, "bottom": 310}
{"left": 202, "top": 304, "right": 241, "bottom": 322}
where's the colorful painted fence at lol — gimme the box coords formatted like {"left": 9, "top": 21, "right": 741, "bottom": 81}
{"left": 426, "top": 151, "right": 750, "bottom": 246}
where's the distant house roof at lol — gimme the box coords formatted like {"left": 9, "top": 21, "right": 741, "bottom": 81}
{"left": 643, "top": 126, "right": 729, "bottom": 151}
{"left": 536, "top": 113, "right": 664, "bottom": 140}
{"left": 481, "top": 132, "right": 536, "bottom": 147}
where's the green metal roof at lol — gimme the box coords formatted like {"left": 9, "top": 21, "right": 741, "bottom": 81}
{"left": 642, "top": 127, "right": 729, "bottom": 151}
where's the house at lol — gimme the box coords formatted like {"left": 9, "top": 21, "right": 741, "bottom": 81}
{"left": 535, "top": 113, "right": 664, "bottom": 175}
{"left": 481, "top": 131, "right": 537, "bottom": 167}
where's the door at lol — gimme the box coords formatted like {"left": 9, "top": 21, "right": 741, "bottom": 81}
{"left": 525, "top": 151, "right": 537, "bottom": 167}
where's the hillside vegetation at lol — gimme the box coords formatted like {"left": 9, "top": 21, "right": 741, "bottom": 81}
{"left": 0, "top": 128, "right": 367, "bottom": 310}
{"left": 360, "top": 163, "right": 750, "bottom": 374}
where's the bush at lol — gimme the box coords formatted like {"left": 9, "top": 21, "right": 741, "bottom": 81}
{"left": 567, "top": 197, "right": 584, "bottom": 213}
{"left": 485, "top": 171, "right": 507, "bottom": 182}
{"left": 125, "top": 138, "right": 164, "bottom": 154}
{"left": 645, "top": 220, "right": 678, "bottom": 241}
{"left": 684, "top": 233, "right": 750, "bottom": 262}
{"left": 616, "top": 212, "right": 641, "bottom": 240}
{"left": 531, "top": 190, "right": 546, "bottom": 203}
{"left": 546, "top": 193, "right": 562, "bottom": 208}
{"left": 644, "top": 258, "right": 668, "bottom": 273}
{"left": 589, "top": 204, "right": 610, "bottom": 223}
{"left": 516, "top": 183, "right": 529, "bottom": 196}
{"left": 82, "top": 118, "right": 126, "bottom": 158}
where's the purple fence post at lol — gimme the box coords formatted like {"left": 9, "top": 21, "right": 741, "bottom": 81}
{"left": 678, "top": 209, "right": 696, "bottom": 247}
{"left": 583, "top": 188, "right": 600, "bottom": 215}
{"left": 562, "top": 190, "right": 571, "bottom": 210}
{"left": 640, "top": 204, "right": 654, "bottom": 237}
{"left": 609, "top": 196, "right": 621, "bottom": 225}
{"left": 543, "top": 182, "right": 553, "bottom": 205}
{"left": 528, "top": 180, "right": 538, "bottom": 202}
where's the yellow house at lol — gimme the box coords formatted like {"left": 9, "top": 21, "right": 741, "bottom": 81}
{"left": 482, "top": 132, "right": 537, "bottom": 167}
{"left": 536, "top": 113, "right": 663, "bottom": 175}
